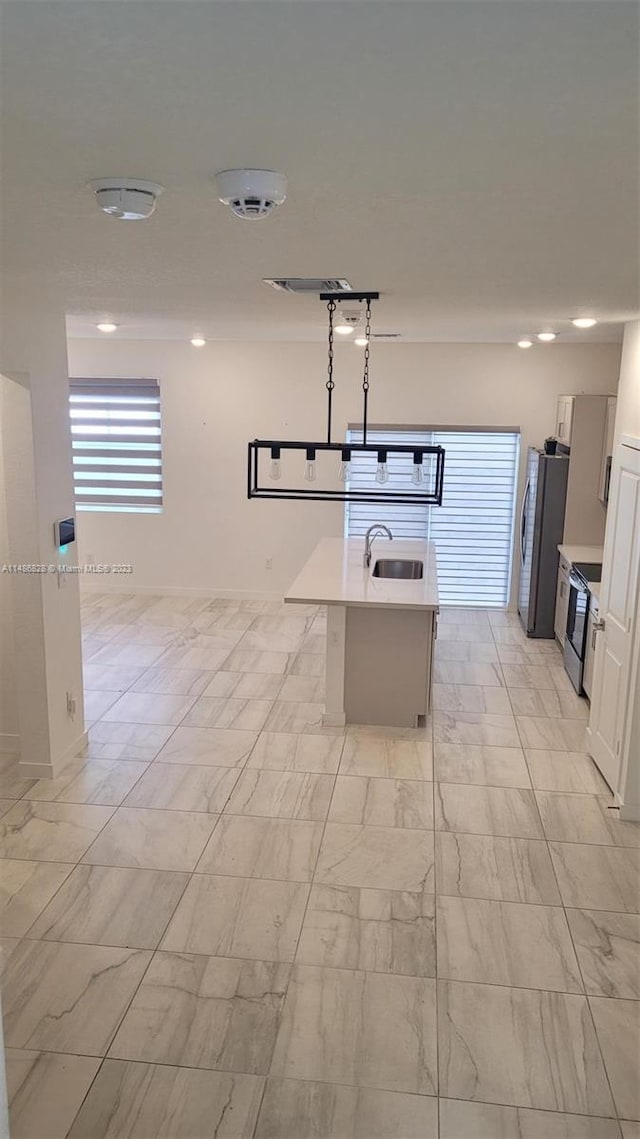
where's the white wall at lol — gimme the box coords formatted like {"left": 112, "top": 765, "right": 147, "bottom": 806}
{"left": 67, "top": 338, "right": 621, "bottom": 606}
{"left": 0, "top": 399, "right": 18, "bottom": 750}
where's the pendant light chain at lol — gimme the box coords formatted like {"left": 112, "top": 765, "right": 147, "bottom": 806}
{"left": 326, "top": 298, "right": 336, "bottom": 444}
{"left": 362, "top": 299, "right": 372, "bottom": 445}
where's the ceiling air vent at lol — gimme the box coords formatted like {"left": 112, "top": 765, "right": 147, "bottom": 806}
{"left": 263, "top": 278, "right": 353, "bottom": 294}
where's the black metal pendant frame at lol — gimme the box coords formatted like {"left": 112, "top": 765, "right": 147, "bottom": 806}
{"left": 247, "top": 290, "right": 446, "bottom": 505}
{"left": 248, "top": 440, "right": 445, "bottom": 503}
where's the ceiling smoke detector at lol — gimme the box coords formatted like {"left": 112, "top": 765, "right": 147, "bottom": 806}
{"left": 216, "top": 169, "right": 287, "bottom": 220}
{"left": 88, "top": 178, "right": 164, "bottom": 220}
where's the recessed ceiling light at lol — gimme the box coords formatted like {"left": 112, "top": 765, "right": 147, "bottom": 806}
{"left": 517, "top": 338, "right": 533, "bottom": 349}
{"left": 571, "top": 317, "right": 597, "bottom": 329}
{"left": 190, "top": 337, "right": 206, "bottom": 347}
{"left": 96, "top": 322, "right": 117, "bottom": 333}
{"left": 537, "top": 332, "right": 557, "bottom": 342}
{"left": 354, "top": 337, "right": 369, "bottom": 347}
{"left": 335, "top": 325, "right": 354, "bottom": 336}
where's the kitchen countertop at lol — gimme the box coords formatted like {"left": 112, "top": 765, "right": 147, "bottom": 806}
{"left": 558, "top": 544, "right": 604, "bottom": 565}
{"left": 285, "top": 537, "right": 439, "bottom": 610}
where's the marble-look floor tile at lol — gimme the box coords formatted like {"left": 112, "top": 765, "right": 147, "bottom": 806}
{"left": 240, "top": 630, "right": 306, "bottom": 654}
{"left": 497, "top": 643, "right": 563, "bottom": 664}
{"left": 197, "top": 814, "right": 323, "bottom": 881}
{"left": 433, "top": 711, "right": 521, "bottom": 747}
{"left": 299, "top": 632, "right": 326, "bottom": 654}
{"left": 0, "top": 755, "right": 35, "bottom": 799}
{"left": 278, "top": 674, "right": 325, "bottom": 703}
{"left": 84, "top": 690, "right": 121, "bottom": 722}
{"left": 0, "top": 860, "right": 73, "bottom": 937}
{"left": 223, "top": 648, "right": 294, "bottom": 674}
{"left": 525, "top": 749, "right": 609, "bottom": 794}
{"left": 550, "top": 842, "right": 640, "bottom": 912}
{"left": 589, "top": 996, "right": 640, "bottom": 1120}
{"left": 441, "top": 607, "right": 493, "bottom": 626}
{"left": 339, "top": 736, "right": 433, "bottom": 780}
{"left": 436, "top": 831, "right": 562, "bottom": 904}
{"left": 24, "top": 758, "right": 148, "bottom": 806}
{"left": 225, "top": 768, "right": 333, "bottom": 821}
{"left": 509, "top": 688, "right": 589, "bottom": 720}
{"left": 154, "top": 644, "right": 231, "bottom": 670}
{"left": 0, "top": 800, "right": 114, "bottom": 862}
{"left": 435, "top": 640, "right": 499, "bottom": 662}
{"left": 537, "top": 790, "right": 640, "bottom": 846}
{"left": 0, "top": 799, "right": 16, "bottom": 817}
{"left": 101, "top": 691, "right": 197, "bottom": 725}
{"left": 316, "top": 823, "right": 434, "bottom": 892}
{"left": 329, "top": 775, "right": 433, "bottom": 829}
{"left": 439, "top": 1098, "right": 621, "bottom": 1139}
{"left": 110, "top": 624, "right": 181, "bottom": 647}
{"left": 29, "top": 864, "right": 189, "bottom": 948}
{"left": 437, "top": 624, "right": 494, "bottom": 643}
{"left": 161, "top": 873, "right": 308, "bottom": 961}
{"left": 110, "top": 952, "right": 289, "bottom": 1074}
{"left": 193, "top": 607, "right": 256, "bottom": 632}
{"left": 89, "top": 642, "right": 167, "bottom": 668}
{"left": 84, "top": 721, "right": 175, "bottom": 761}
{"left": 264, "top": 701, "right": 327, "bottom": 734}
{"left": 516, "top": 716, "right": 588, "bottom": 751}
{"left": 437, "top": 895, "right": 582, "bottom": 991}
{"left": 250, "top": 614, "right": 311, "bottom": 636}
{"left": 434, "top": 743, "right": 531, "bottom": 788}
{"left": 2, "top": 939, "right": 152, "bottom": 1055}
{"left": 271, "top": 964, "right": 437, "bottom": 1094}
{"left": 83, "top": 806, "right": 217, "bottom": 871}
{"left": 435, "top": 782, "right": 543, "bottom": 838}
{"left": 68, "top": 1059, "right": 264, "bottom": 1139}
{"left": 433, "top": 660, "right": 505, "bottom": 686}
{"left": 123, "top": 762, "right": 238, "bottom": 812}
{"left": 203, "top": 670, "right": 284, "bottom": 700}
{"left": 622, "top": 1122, "right": 640, "bottom": 1139}
{"left": 433, "top": 683, "right": 512, "bottom": 715}
{"left": 296, "top": 884, "right": 435, "bottom": 977}
{"left": 184, "top": 695, "right": 273, "bottom": 731}
{"left": 247, "top": 731, "right": 343, "bottom": 774}
{"left": 288, "top": 652, "right": 325, "bottom": 677}
{"left": 83, "top": 663, "right": 146, "bottom": 692}
{"left": 255, "top": 1078, "right": 438, "bottom": 1139}
{"left": 501, "top": 663, "right": 558, "bottom": 689}
{"left": 567, "top": 909, "right": 640, "bottom": 998}
{"left": 156, "top": 725, "right": 258, "bottom": 767}
{"left": 438, "top": 979, "right": 614, "bottom": 1116}
{"left": 130, "top": 666, "right": 214, "bottom": 696}
{"left": 6, "top": 1050, "right": 102, "bottom": 1139}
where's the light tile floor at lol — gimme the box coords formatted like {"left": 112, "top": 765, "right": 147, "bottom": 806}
{"left": 1, "top": 594, "right": 639, "bottom": 1138}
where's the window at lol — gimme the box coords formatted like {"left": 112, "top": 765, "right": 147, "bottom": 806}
{"left": 68, "top": 378, "right": 163, "bottom": 513}
{"left": 345, "top": 427, "right": 520, "bottom": 607}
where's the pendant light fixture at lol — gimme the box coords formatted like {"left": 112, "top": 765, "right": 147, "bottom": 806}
{"left": 247, "top": 292, "right": 445, "bottom": 504}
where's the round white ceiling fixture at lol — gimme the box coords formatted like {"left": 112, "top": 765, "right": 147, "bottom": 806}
{"left": 96, "top": 321, "right": 118, "bottom": 333}
{"left": 517, "top": 338, "right": 533, "bottom": 349}
{"left": 88, "top": 178, "right": 165, "bottom": 220}
{"left": 215, "top": 169, "right": 287, "bottom": 220}
{"left": 537, "top": 331, "right": 557, "bottom": 341}
{"left": 571, "top": 317, "right": 597, "bottom": 329}
{"left": 190, "top": 336, "right": 206, "bottom": 347}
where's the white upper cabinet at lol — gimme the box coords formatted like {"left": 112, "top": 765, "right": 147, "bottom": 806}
{"left": 555, "top": 395, "right": 575, "bottom": 445}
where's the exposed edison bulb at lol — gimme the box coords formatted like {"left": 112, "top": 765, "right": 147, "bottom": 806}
{"left": 375, "top": 462, "right": 389, "bottom": 484}
{"left": 412, "top": 464, "right": 423, "bottom": 486}
{"left": 304, "top": 450, "right": 317, "bottom": 482}
{"left": 338, "top": 460, "right": 350, "bottom": 482}
{"left": 270, "top": 459, "right": 281, "bottom": 480}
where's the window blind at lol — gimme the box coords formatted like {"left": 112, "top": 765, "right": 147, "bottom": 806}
{"left": 346, "top": 427, "right": 520, "bottom": 607}
{"left": 69, "top": 378, "right": 163, "bottom": 512}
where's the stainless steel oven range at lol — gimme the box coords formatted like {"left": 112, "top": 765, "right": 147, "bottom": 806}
{"left": 563, "top": 561, "right": 602, "bottom": 695}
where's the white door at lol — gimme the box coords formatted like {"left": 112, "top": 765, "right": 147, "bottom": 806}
{"left": 587, "top": 440, "right": 640, "bottom": 790}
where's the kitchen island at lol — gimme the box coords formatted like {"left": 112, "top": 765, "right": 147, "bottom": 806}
{"left": 285, "top": 537, "right": 439, "bottom": 728}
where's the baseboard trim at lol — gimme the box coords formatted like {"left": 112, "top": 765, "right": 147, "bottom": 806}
{"left": 80, "top": 582, "right": 283, "bottom": 602}
{"left": 19, "top": 729, "right": 89, "bottom": 780}
{"left": 0, "top": 733, "right": 20, "bottom": 754}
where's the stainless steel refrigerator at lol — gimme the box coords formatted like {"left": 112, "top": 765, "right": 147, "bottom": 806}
{"left": 518, "top": 448, "right": 569, "bottom": 638}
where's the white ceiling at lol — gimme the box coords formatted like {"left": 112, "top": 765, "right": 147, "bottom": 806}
{"left": 2, "top": 1, "right": 638, "bottom": 343}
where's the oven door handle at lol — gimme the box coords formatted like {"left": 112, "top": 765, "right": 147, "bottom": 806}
{"left": 568, "top": 572, "right": 587, "bottom": 593}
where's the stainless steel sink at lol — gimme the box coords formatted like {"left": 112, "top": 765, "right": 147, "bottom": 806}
{"left": 372, "top": 558, "right": 424, "bottom": 580}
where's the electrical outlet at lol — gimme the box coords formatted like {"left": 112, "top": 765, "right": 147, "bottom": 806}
{"left": 66, "top": 691, "right": 76, "bottom": 719}
{"left": 265, "top": 558, "right": 273, "bottom": 570}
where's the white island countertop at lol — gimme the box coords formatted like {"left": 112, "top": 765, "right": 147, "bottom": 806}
{"left": 285, "top": 537, "right": 439, "bottom": 611}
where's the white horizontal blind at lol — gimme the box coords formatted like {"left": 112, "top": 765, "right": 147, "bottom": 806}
{"left": 346, "top": 428, "right": 520, "bottom": 607}
{"left": 69, "top": 378, "right": 163, "bottom": 512}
